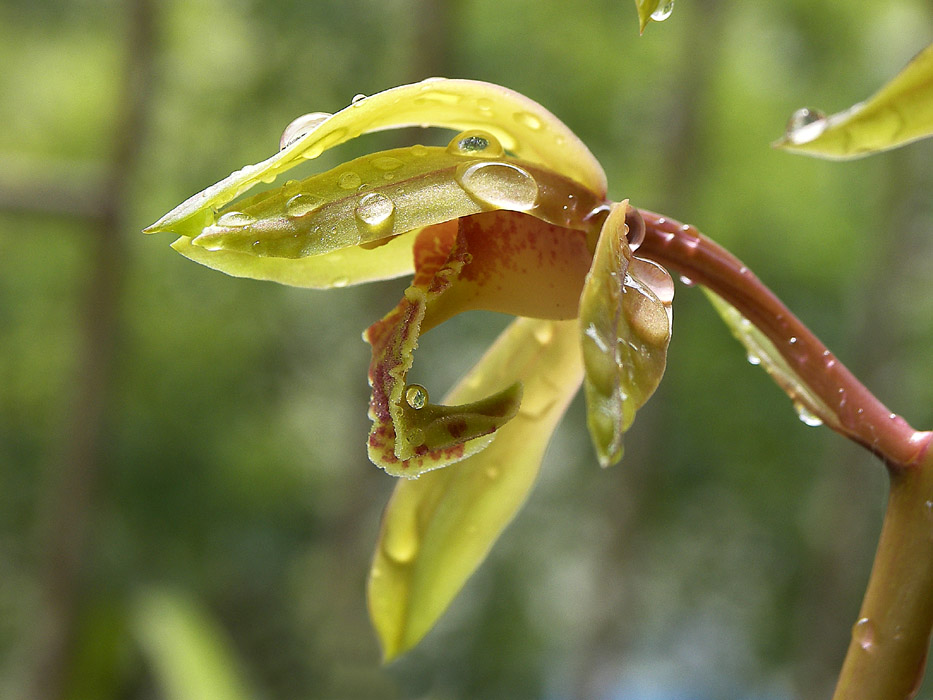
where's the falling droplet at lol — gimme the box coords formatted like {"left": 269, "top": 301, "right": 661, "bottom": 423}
{"left": 794, "top": 401, "right": 824, "bottom": 427}
{"left": 279, "top": 112, "right": 331, "bottom": 150}
{"left": 405, "top": 384, "right": 429, "bottom": 410}
{"left": 351, "top": 92, "right": 367, "bottom": 104}
{"left": 852, "top": 618, "right": 876, "bottom": 652}
{"left": 446, "top": 130, "right": 504, "bottom": 158}
{"left": 338, "top": 171, "right": 362, "bottom": 190}
{"left": 456, "top": 161, "right": 538, "bottom": 211}
{"left": 215, "top": 211, "right": 256, "bottom": 228}
{"left": 514, "top": 111, "right": 543, "bottom": 130}
{"left": 284, "top": 193, "right": 323, "bottom": 218}
{"left": 651, "top": 0, "right": 675, "bottom": 21}
{"left": 354, "top": 192, "right": 396, "bottom": 237}
{"left": 785, "top": 108, "right": 828, "bottom": 145}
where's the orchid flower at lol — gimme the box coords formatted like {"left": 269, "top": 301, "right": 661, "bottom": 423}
{"left": 145, "top": 78, "right": 674, "bottom": 660}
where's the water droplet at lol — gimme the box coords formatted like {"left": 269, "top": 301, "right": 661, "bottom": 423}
{"left": 331, "top": 276, "right": 349, "bottom": 288}
{"left": 476, "top": 97, "right": 494, "bottom": 116}
{"left": 785, "top": 108, "right": 828, "bottom": 144}
{"left": 533, "top": 323, "right": 554, "bottom": 346}
{"left": 446, "top": 130, "right": 504, "bottom": 158}
{"left": 383, "top": 523, "right": 418, "bottom": 564}
{"left": 456, "top": 161, "right": 538, "bottom": 211}
{"left": 372, "top": 156, "right": 404, "bottom": 172}
{"left": 354, "top": 192, "right": 396, "bottom": 236}
{"left": 338, "top": 171, "right": 362, "bottom": 190}
{"left": 279, "top": 111, "right": 331, "bottom": 150}
{"left": 514, "top": 111, "right": 542, "bottom": 130}
{"left": 215, "top": 211, "right": 256, "bottom": 228}
{"left": 405, "top": 384, "right": 429, "bottom": 410}
{"left": 789, "top": 336, "right": 798, "bottom": 345}
{"left": 651, "top": 0, "right": 675, "bottom": 21}
{"left": 852, "top": 618, "right": 876, "bottom": 652}
{"left": 284, "top": 193, "right": 323, "bottom": 218}
{"left": 794, "top": 401, "right": 824, "bottom": 427}
{"left": 410, "top": 144, "right": 429, "bottom": 157}
{"left": 679, "top": 275, "right": 695, "bottom": 286}
{"left": 747, "top": 353, "right": 762, "bottom": 366}
{"left": 351, "top": 92, "right": 366, "bottom": 104}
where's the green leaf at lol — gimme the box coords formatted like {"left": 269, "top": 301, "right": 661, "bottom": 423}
{"left": 367, "top": 317, "right": 584, "bottom": 660}
{"left": 132, "top": 588, "right": 253, "bottom": 700}
{"left": 775, "top": 42, "right": 933, "bottom": 159}
{"left": 703, "top": 288, "right": 841, "bottom": 430}
{"left": 579, "top": 203, "right": 673, "bottom": 467}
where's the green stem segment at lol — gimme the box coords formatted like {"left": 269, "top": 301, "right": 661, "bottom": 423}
{"left": 636, "top": 208, "right": 933, "bottom": 698}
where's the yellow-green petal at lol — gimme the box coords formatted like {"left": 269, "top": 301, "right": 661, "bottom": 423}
{"left": 367, "top": 317, "right": 584, "bottom": 661}
{"left": 703, "top": 288, "right": 841, "bottom": 430}
{"left": 188, "top": 144, "right": 602, "bottom": 261}
{"left": 170, "top": 228, "right": 418, "bottom": 289}
{"left": 144, "top": 79, "right": 606, "bottom": 238}
{"left": 776, "top": 42, "right": 933, "bottom": 159}
{"left": 579, "top": 203, "right": 673, "bottom": 467}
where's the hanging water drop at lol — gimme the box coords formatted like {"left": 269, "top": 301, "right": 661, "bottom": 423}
{"left": 405, "top": 384, "right": 429, "bottom": 410}
{"left": 354, "top": 192, "right": 396, "bottom": 237}
{"left": 446, "top": 130, "right": 504, "bottom": 158}
{"left": 793, "top": 401, "right": 824, "bottom": 427}
{"left": 284, "top": 193, "right": 323, "bottom": 218}
{"left": 456, "top": 161, "right": 538, "bottom": 211}
{"left": 279, "top": 112, "right": 331, "bottom": 150}
{"left": 651, "top": 0, "right": 675, "bottom": 21}
{"left": 785, "top": 108, "right": 828, "bottom": 144}
{"left": 215, "top": 211, "right": 256, "bottom": 228}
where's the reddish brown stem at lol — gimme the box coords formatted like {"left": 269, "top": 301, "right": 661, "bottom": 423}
{"left": 636, "top": 208, "right": 930, "bottom": 472}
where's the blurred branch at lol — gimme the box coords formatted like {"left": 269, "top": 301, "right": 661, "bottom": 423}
{"left": 28, "top": 1, "right": 156, "bottom": 699}
{"left": 0, "top": 162, "right": 108, "bottom": 220}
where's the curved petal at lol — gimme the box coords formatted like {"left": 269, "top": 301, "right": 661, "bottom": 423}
{"left": 367, "top": 317, "right": 584, "bottom": 661}
{"left": 170, "top": 228, "right": 419, "bottom": 289}
{"left": 579, "top": 202, "right": 673, "bottom": 467}
{"left": 775, "top": 42, "right": 933, "bottom": 159}
{"left": 144, "top": 79, "right": 606, "bottom": 238}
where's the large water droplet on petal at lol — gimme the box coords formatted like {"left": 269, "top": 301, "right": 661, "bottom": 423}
{"left": 785, "top": 107, "right": 828, "bottom": 144}
{"left": 456, "top": 161, "right": 538, "bottom": 211}
{"left": 354, "top": 192, "right": 396, "bottom": 237}
{"left": 446, "top": 130, "right": 504, "bottom": 158}
{"left": 215, "top": 211, "right": 256, "bottom": 228}
{"left": 279, "top": 112, "right": 331, "bottom": 150}
{"left": 284, "top": 193, "right": 323, "bottom": 218}
{"left": 405, "top": 384, "right": 429, "bottom": 410}
{"left": 651, "top": 0, "right": 675, "bottom": 21}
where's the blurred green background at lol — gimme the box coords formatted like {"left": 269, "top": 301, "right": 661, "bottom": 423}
{"left": 1, "top": 0, "right": 931, "bottom": 698}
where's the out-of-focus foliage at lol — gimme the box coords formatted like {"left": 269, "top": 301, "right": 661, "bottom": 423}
{"left": 776, "top": 42, "right": 933, "bottom": 159}
{"left": 1, "top": 0, "right": 932, "bottom": 699}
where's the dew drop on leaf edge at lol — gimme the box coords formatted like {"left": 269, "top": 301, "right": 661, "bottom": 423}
{"left": 651, "top": 0, "right": 675, "bottom": 22}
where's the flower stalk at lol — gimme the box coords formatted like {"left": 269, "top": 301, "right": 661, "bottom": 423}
{"left": 636, "top": 208, "right": 933, "bottom": 698}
